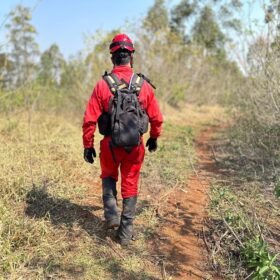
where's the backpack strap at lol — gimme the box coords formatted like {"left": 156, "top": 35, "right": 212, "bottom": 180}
{"left": 130, "top": 73, "right": 144, "bottom": 96}
{"left": 136, "top": 73, "right": 156, "bottom": 89}
{"left": 103, "top": 72, "right": 151, "bottom": 95}
{"left": 103, "top": 71, "right": 127, "bottom": 94}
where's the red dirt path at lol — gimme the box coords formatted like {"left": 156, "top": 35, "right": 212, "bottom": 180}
{"left": 150, "top": 126, "right": 221, "bottom": 280}
{"left": 82, "top": 125, "right": 221, "bottom": 279}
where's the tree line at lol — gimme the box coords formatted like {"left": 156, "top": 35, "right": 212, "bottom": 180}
{"left": 0, "top": 0, "right": 243, "bottom": 93}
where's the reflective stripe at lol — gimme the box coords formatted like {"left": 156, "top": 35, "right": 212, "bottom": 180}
{"left": 103, "top": 73, "right": 144, "bottom": 95}
{"left": 118, "top": 84, "right": 127, "bottom": 90}
{"left": 135, "top": 76, "right": 140, "bottom": 84}
{"left": 108, "top": 75, "right": 115, "bottom": 84}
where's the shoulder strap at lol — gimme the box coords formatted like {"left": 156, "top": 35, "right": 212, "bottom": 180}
{"left": 103, "top": 72, "right": 127, "bottom": 94}
{"left": 136, "top": 73, "right": 156, "bottom": 89}
{"left": 130, "top": 73, "right": 144, "bottom": 96}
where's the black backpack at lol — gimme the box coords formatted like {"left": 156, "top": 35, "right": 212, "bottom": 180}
{"left": 98, "top": 72, "right": 150, "bottom": 151}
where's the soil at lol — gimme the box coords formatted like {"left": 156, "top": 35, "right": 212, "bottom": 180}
{"left": 82, "top": 125, "right": 222, "bottom": 279}
{"left": 148, "top": 125, "right": 222, "bottom": 280}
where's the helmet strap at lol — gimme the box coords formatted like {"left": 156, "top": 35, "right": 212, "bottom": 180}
{"left": 130, "top": 54, "right": 134, "bottom": 68}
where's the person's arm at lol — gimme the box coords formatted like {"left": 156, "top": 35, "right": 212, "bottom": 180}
{"left": 145, "top": 84, "right": 163, "bottom": 151}
{"left": 82, "top": 81, "right": 103, "bottom": 162}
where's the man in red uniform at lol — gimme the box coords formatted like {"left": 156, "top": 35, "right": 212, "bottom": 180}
{"left": 82, "top": 34, "right": 163, "bottom": 245}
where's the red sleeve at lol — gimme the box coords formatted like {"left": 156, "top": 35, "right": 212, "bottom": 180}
{"left": 145, "top": 84, "right": 163, "bottom": 139}
{"left": 82, "top": 81, "right": 104, "bottom": 148}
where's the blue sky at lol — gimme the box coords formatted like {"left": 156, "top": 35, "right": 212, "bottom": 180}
{"left": 0, "top": 0, "right": 157, "bottom": 58}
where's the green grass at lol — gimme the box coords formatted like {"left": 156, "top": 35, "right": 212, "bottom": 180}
{"left": 208, "top": 183, "right": 280, "bottom": 279}
{"left": 243, "top": 236, "right": 280, "bottom": 280}
{"left": 274, "top": 180, "right": 280, "bottom": 199}
{"left": 141, "top": 121, "right": 195, "bottom": 192}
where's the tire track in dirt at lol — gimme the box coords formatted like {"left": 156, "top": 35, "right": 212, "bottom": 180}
{"left": 150, "top": 125, "right": 221, "bottom": 280}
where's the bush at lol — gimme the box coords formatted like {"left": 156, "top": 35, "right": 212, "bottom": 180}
{"left": 231, "top": 36, "right": 280, "bottom": 175}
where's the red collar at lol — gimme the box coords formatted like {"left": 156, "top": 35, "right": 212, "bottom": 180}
{"left": 112, "top": 65, "right": 133, "bottom": 74}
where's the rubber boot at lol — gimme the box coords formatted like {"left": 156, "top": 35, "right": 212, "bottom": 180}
{"left": 116, "top": 196, "right": 137, "bottom": 246}
{"left": 102, "top": 177, "right": 120, "bottom": 229}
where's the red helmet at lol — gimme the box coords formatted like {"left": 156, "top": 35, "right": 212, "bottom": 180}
{"left": 109, "top": 34, "right": 135, "bottom": 54}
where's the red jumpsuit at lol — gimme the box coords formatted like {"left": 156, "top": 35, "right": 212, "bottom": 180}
{"left": 83, "top": 65, "right": 163, "bottom": 198}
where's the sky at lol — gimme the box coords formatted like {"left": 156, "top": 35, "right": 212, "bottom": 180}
{"left": 0, "top": 0, "right": 267, "bottom": 62}
{"left": 0, "top": 0, "right": 157, "bottom": 58}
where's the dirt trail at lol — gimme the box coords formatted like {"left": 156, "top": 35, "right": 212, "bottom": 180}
{"left": 82, "top": 124, "right": 221, "bottom": 279}
{"left": 150, "top": 125, "right": 221, "bottom": 280}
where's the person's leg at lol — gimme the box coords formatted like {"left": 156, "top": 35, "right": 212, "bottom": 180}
{"left": 102, "top": 177, "right": 119, "bottom": 229}
{"left": 100, "top": 137, "right": 122, "bottom": 229}
{"left": 117, "top": 143, "right": 145, "bottom": 245}
{"left": 117, "top": 195, "right": 137, "bottom": 245}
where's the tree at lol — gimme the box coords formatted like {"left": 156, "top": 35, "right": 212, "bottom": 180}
{"left": 5, "top": 5, "right": 39, "bottom": 87}
{"left": 84, "top": 29, "right": 120, "bottom": 85}
{"left": 39, "top": 44, "right": 65, "bottom": 86}
{"left": 0, "top": 53, "right": 14, "bottom": 89}
{"left": 143, "top": 0, "right": 169, "bottom": 33}
{"left": 169, "top": 0, "right": 242, "bottom": 45}
{"left": 60, "top": 52, "right": 87, "bottom": 89}
{"left": 192, "top": 6, "right": 225, "bottom": 54}
{"left": 170, "top": 0, "right": 196, "bottom": 40}
{"left": 247, "top": 37, "right": 267, "bottom": 75}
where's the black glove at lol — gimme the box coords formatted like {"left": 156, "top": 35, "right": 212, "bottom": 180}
{"left": 84, "top": 147, "right": 96, "bottom": 164}
{"left": 146, "top": 137, "right": 157, "bottom": 152}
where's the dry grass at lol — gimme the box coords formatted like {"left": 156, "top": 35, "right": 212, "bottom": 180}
{"left": 205, "top": 127, "right": 280, "bottom": 279}
{"left": 0, "top": 105, "right": 224, "bottom": 279}
{"left": 231, "top": 36, "right": 280, "bottom": 177}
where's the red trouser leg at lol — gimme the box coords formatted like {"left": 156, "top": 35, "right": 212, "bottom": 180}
{"left": 100, "top": 137, "right": 120, "bottom": 182}
{"left": 120, "top": 143, "right": 145, "bottom": 198}
{"left": 99, "top": 137, "right": 145, "bottom": 198}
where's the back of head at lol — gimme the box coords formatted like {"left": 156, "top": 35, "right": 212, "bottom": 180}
{"left": 109, "top": 34, "right": 135, "bottom": 66}
{"left": 111, "top": 49, "right": 132, "bottom": 66}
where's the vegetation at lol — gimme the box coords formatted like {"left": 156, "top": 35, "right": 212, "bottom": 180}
{"left": 0, "top": 0, "right": 280, "bottom": 279}
{"left": 0, "top": 105, "right": 215, "bottom": 279}
{"left": 4, "top": 5, "right": 39, "bottom": 87}
{"left": 208, "top": 181, "right": 279, "bottom": 279}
